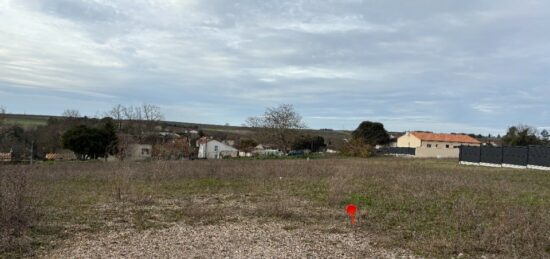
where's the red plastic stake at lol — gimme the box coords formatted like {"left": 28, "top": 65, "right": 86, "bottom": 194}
{"left": 346, "top": 204, "right": 358, "bottom": 225}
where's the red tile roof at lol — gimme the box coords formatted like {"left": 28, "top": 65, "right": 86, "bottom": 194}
{"left": 410, "top": 132, "right": 481, "bottom": 144}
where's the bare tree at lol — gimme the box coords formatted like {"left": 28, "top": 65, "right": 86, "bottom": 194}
{"left": 122, "top": 106, "right": 133, "bottom": 120}
{"left": 119, "top": 104, "right": 164, "bottom": 134}
{"left": 141, "top": 103, "right": 164, "bottom": 122}
{"left": 122, "top": 105, "right": 142, "bottom": 121}
{"left": 245, "top": 104, "right": 306, "bottom": 152}
{"left": 0, "top": 105, "right": 6, "bottom": 125}
{"left": 120, "top": 104, "right": 163, "bottom": 122}
{"left": 62, "top": 109, "right": 80, "bottom": 118}
{"left": 105, "top": 104, "right": 125, "bottom": 130}
{"left": 244, "top": 116, "right": 263, "bottom": 128}
{"left": 121, "top": 105, "right": 141, "bottom": 135}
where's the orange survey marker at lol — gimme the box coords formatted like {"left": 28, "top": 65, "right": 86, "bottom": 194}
{"left": 346, "top": 204, "right": 358, "bottom": 225}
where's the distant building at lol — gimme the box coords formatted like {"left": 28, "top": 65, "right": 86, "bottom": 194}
{"left": 125, "top": 144, "right": 153, "bottom": 161}
{"left": 252, "top": 143, "right": 283, "bottom": 157}
{"left": 387, "top": 133, "right": 404, "bottom": 147}
{"left": 252, "top": 149, "right": 284, "bottom": 157}
{"left": 159, "top": 132, "right": 181, "bottom": 138}
{"left": 0, "top": 150, "right": 12, "bottom": 162}
{"left": 197, "top": 138, "right": 238, "bottom": 159}
{"left": 326, "top": 149, "right": 339, "bottom": 154}
{"left": 45, "top": 149, "right": 76, "bottom": 161}
{"left": 397, "top": 132, "right": 481, "bottom": 158}
{"left": 238, "top": 151, "right": 253, "bottom": 157}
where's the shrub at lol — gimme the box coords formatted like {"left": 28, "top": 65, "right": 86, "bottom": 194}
{"left": 341, "top": 139, "right": 375, "bottom": 158}
{"left": 291, "top": 135, "right": 326, "bottom": 152}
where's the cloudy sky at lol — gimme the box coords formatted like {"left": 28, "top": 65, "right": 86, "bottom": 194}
{"left": 1, "top": 0, "right": 549, "bottom": 134}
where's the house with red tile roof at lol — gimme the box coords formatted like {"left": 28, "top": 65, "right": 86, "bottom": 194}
{"left": 397, "top": 132, "right": 481, "bottom": 158}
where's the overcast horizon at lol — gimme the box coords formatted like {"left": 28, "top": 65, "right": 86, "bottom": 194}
{"left": 1, "top": 0, "right": 549, "bottom": 135}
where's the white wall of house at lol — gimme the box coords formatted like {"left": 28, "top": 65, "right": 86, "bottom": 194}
{"left": 198, "top": 140, "right": 238, "bottom": 159}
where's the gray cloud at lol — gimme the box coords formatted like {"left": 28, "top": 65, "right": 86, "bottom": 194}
{"left": 1, "top": 0, "right": 549, "bottom": 134}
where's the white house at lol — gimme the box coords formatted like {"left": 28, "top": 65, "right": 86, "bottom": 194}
{"left": 198, "top": 139, "right": 238, "bottom": 159}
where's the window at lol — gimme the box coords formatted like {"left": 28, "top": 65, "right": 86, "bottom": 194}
{"left": 446, "top": 144, "right": 450, "bottom": 148}
{"left": 214, "top": 145, "right": 219, "bottom": 152}
{"left": 427, "top": 144, "right": 432, "bottom": 148}
{"left": 141, "top": 148, "right": 150, "bottom": 155}
{"left": 435, "top": 144, "right": 439, "bottom": 148}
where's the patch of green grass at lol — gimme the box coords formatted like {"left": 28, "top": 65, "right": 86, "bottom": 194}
{"left": 342, "top": 193, "right": 372, "bottom": 208}
{"left": 3, "top": 117, "right": 48, "bottom": 128}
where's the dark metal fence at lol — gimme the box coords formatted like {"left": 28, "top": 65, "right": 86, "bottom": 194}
{"left": 528, "top": 146, "right": 550, "bottom": 168}
{"left": 503, "top": 146, "right": 528, "bottom": 166}
{"left": 480, "top": 146, "right": 502, "bottom": 165}
{"left": 378, "top": 147, "right": 416, "bottom": 156}
{"left": 460, "top": 146, "right": 480, "bottom": 163}
{"left": 459, "top": 145, "right": 550, "bottom": 170}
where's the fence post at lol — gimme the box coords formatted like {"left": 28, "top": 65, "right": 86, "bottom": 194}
{"left": 527, "top": 145, "right": 530, "bottom": 168}
{"left": 479, "top": 145, "right": 482, "bottom": 163}
{"left": 501, "top": 146, "right": 504, "bottom": 165}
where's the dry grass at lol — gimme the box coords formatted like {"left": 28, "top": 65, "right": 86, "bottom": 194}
{"left": 0, "top": 158, "right": 549, "bottom": 258}
{"left": 0, "top": 169, "right": 35, "bottom": 256}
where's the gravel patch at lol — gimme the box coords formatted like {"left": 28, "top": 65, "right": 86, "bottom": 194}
{"left": 44, "top": 220, "right": 417, "bottom": 258}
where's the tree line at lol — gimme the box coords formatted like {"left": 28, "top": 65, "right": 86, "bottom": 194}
{"left": 501, "top": 125, "right": 549, "bottom": 146}
{"left": 0, "top": 104, "right": 164, "bottom": 161}
{"left": 1, "top": 103, "right": 549, "bottom": 161}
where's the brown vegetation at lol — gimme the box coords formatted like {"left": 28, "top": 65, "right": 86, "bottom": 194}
{"left": 0, "top": 169, "right": 35, "bottom": 255}
{"left": 0, "top": 158, "right": 548, "bottom": 258}
{"left": 340, "top": 138, "right": 375, "bottom": 157}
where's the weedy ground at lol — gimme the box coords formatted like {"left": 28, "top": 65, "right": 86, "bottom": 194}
{"left": 0, "top": 158, "right": 548, "bottom": 258}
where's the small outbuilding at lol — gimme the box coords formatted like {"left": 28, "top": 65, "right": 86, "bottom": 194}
{"left": 125, "top": 144, "right": 153, "bottom": 161}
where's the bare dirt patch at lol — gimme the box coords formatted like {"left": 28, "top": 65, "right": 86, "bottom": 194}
{"left": 44, "top": 218, "right": 415, "bottom": 258}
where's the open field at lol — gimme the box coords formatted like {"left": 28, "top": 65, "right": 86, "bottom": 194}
{"left": 2, "top": 115, "right": 49, "bottom": 129}
{"left": 1, "top": 158, "right": 549, "bottom": 258}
